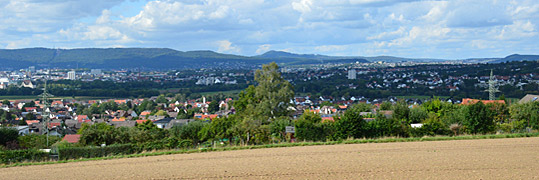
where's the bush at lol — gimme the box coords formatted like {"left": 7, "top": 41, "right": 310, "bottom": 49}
{"left": 58, "top": 144, "right": 136, "bottom": 160}
{"left": 18, "top": 134, "right": 62, "bottom": 149}
{"left": 0, "top": 127, "right": 19, "bottom": 146}
{"left": 0, "top": 149, "right": 50, "bottom": 164}
{"left": 135, "top": 140, "right": 168, "bottom": 152}
{"left": 177, "top": 139, "right": 194, "bottom": 149}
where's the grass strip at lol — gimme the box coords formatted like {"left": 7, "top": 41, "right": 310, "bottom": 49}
{"left": 2, "top": 132, "right": 538, "bottom": 168}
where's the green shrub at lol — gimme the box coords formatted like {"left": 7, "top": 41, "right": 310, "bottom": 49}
{"left": 0, "top": 127, "right": 19, "bottom": 146}
{"left": 18, "top": 134, "right": 62, "bottom": 149}
{"left": 58, "top": 144, "right": 136, "bottom": 160}
{"left": 177, "top": 139, "right": 193, "bottom": 149}
{"left": 0, "top": 149, "right": 50, "bottom": 164}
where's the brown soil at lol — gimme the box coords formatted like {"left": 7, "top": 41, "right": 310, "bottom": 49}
{"left": 2, "top": 137, "right": 539, "bottom": 179}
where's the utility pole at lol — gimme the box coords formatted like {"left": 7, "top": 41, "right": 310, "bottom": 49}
{"left": 40, "top": 78, "right": 54, "bottom": 147}
{"left": 486, "top": 69, "right": 500, "bottom": 100}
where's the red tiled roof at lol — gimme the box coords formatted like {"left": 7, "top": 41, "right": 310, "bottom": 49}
{"left": 461, "top": 98, "right": 505, "bottom": 105}
{"left": 26, "top": 120, "right": 39, "bottom": 125}
{"left": 321, "top": 117, "right": 334, "bottom": 122}
{"left": 48, "top": 122, "right": 61, "bottom": 128}
{"left": 111, "top": 117, "right": 126, "bottom": 121}
{"left": 140, "top": 111, "right": 151, "bottom": 116}
{"left": 136, "top": 120, "right": 151, "bottom": 124}
{"left": 62, "top": 134, "right": 81, "bottom": 143}
{"left": 51, "top": 101, "right": 63, "bottom": 105}
{"left": 24, "top": 107, "right": 37, "bottom": 111}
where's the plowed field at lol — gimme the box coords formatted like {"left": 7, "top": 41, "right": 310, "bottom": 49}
{"left": 2, "top": 137, "right": 539, "bottom": 179}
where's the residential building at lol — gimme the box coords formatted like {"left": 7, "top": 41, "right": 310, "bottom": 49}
{"left": 348, "top": 69, "right": 356, "bottom": 80}
{"left": 67, "top": 70, "right": 76, "bottom": 80}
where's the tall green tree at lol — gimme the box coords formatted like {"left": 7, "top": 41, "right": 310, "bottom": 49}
{"left": 334, "top": 104, "right": 366, "bottom": 139}
{"left": 251, "top": 62, "right": 295, "bottom": 120}
{"left": 392, "top": 101, "right": 410, "bottom": 122}
{"left": 463, "top": 102, "right": 495, "bottom": 134}
{"left": 294, "top": 111, "right": 332, "bottom": 141}
{"left": 232, "top": 62, "right": 295, "bottom": 144}
{"left": 509, "top": 101, "right": 539, "bottom": 130}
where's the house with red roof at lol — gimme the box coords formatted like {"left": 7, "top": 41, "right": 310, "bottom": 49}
{"left": 75, "top": 115, "right": 90, "bottom": 123}
{"left": 24, "top": 107, "right": 38, "bottom": 112}
{"left": 461, "top": 98, "right": 505, "bottom": 105}
{"left": 194, "top": 113, "right": 219, "bottom": 120}
{"left": 62, "top": 134, "right": 81, "bottom": 143}
{"left": 51, "top": 101, "right": 64, "bottom": 108}
{"left": 140, "top": 111, "right": 151, "bottom": 116}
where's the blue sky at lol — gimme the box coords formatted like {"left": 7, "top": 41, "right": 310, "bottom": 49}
{"left": 0, "top": 0, "right": 537, "bottom": 59}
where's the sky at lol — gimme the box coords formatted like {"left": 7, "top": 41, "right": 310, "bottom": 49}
{"left": 0, "top": 0, "right": 537, "bottom": 59}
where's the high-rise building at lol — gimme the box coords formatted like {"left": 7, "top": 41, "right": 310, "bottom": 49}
{"left": 90, "top": 69, "right": 102, "bottom": 75}
{"left": 348, "top": 69, "right": 357, "bottom": 80}
{"left": 67, "top": 70, "right": 76, "bottom": 80}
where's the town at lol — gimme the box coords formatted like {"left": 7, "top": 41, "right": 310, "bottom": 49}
{"left": 0, "top": 61, "right": 537, "bottom": 148}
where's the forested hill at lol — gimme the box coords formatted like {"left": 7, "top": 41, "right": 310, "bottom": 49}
{"left": 490, "top": 54, "right": 539, "bottom": 63}
{"left": 0, "top": 48, "right": 537, "bottom": 69}
{"left": 0, "top": 48, "right": 251, "bottom": 69}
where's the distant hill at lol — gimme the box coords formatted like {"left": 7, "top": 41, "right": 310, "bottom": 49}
{"left": 0, "top": 48, "right": 371, "bottom": 69}
{"left": 490, "top": 54, "right": 539, "bottom": 63}
{"left": 0, "top": 48, "right": 253, "bottom": 70}
{"left": 0, "top": 48, "right": 535, "bottom": 69}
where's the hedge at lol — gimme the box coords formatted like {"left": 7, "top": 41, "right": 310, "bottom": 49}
{"left": 0, "top": 149, "right": 50, "bottom": 164}
{"left": 58, "top": 144, "right": 137, "bottom": 160}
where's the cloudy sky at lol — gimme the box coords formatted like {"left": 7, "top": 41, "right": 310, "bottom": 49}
{"left": 0, "top": 0, "right": 537, "bottom": 59}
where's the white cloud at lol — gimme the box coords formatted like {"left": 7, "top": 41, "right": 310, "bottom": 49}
{"left": 256, "top": 44, "right": 272, "bottom": 54}
{"left": 0, "top": 0, "right": 538, "bottom": 59}
{"left": 217, "top": 40, "right": 241, "bottom": 53}
{"left": 367, "top": 26, "right": 406, "bottom": 40}
{"left": 314, "top": 45, "right": 348, "bottom": 52}
{"left": 497, "top": 20, "right": 537, "bottom": 40}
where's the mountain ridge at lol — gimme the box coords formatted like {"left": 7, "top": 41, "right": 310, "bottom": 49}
{"left": 0, "top": 48, "right": 536, "bottom": 69}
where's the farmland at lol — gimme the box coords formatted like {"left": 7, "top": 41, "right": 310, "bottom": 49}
{"left": 1, "top": 137, "right": 538, "bottom": 179}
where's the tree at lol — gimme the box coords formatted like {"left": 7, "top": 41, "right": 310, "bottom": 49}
{"left": 79, "top": 123, "right": 116, "bottom": 146}
{"left": 155, "top": 95, "right": 168, "bottom": 104}
{"left": 463, "top": 102, "right": 495, "bottom": 134}
{"left": 200, "top": 116, "right": 237, "bottom": 143}
{"left": 294, "top": 111, "right": 332, "bottom": 141}
{"left": 136, "top": 120, "right": 158, "bottom": 131}
{"left": 270, "top": 117, "right": 292, "bottom": 142}
{"left": 170, "top": 121, "right": 207, "bottom": 146}
{"left": 355, "top": 103, "right": 372, "bottom": 112}
{"left": 232, "top": 62, "right": 295, "bottom": 144}
{"left": 509, "top": 101, "right": 539, "bottom": 130}
{"left": 18, "top": 134, "right": 61, "bottom": 149}
{"left": 251, "top": 62, "right": 295, "bottom": 120}
{"left": 0, "top": 127, "right": 18, "bottom": 146}
{"left": 409, "top": 107, "right": 428, "bottom": 124}
{"left": 25, "top": 113, "right": 36, "bottom": 120}
{"left": 392, "top": 101, "right": 410, "bottom": 122}
{"left": 380, "top": 102, "right": 392, "bottom": 110}
{"left": 333, "top": 104, "right": 366, "bottom": 139}
{"left": 234, "top": 85, "right": 255, "bottom": 113}
{"left": 154, "top": 110, "right": 169, "bottom": 117}
{"left": 207, "top": 101, "right": 219, "bottom": 113}
{"left": 2, "top": 100, "right": 11, "bottom": 107}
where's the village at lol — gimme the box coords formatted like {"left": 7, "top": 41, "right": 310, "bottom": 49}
{"left": 2, "top": 89, "right": 538, "bottom": 144}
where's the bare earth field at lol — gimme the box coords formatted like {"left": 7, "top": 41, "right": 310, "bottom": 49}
{"left": 2, "top": 137, "right": 539, "bottom": 179}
